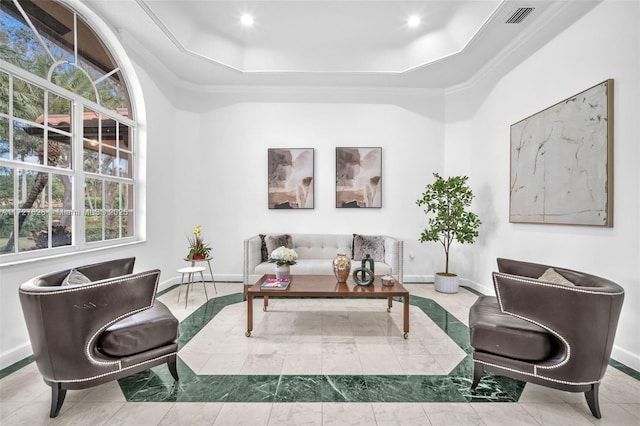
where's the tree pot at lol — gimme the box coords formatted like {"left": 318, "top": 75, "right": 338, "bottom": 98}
{"left": 434, "top": 273, "right": 459, "bottom": 293}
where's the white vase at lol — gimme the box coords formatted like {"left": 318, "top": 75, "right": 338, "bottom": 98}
{"left": 275, "top": 264, "right": 290, "bottom": 279}
{"left": 434, "top": 273, "right": 459, "bottom": 293}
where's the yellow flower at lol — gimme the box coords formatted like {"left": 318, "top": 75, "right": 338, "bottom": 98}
{"left": 193, "top": 226, "right": 201, "bottom": 236}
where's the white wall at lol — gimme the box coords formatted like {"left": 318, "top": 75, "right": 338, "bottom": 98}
{"left": 445, "top": 0, "right": 640, "bottom": 369}
{"left": 191, "top": 89, "right": 446, "bottom": 281}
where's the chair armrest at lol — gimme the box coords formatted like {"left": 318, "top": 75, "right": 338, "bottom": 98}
{"left": 243, "top": 235, "right": 263, "bottom": 285}
{"left": 493, "top": 271, "right": 624, "bottom": 381}
{"left": 384, "top": 236, "right": 403, "bottom": 283}
{"left": 19, "top": 270, "right": 160, "bottom": 382}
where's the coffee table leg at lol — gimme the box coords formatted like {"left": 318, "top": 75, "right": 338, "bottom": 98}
{"left": 387, "top": 296, "right": 392, "bottom": 312}
{"left": 246, "top": 294, "right": 253, "bottom": 337}
{"left": 263, "top": 295, "right": 269, "bottom": 311}
{"left": 403, "top": 295, "right": 409, "bottom": 339}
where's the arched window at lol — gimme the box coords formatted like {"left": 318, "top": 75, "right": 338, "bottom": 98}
{"left": 0, "top": 0, "right": 138, "bottom": 259}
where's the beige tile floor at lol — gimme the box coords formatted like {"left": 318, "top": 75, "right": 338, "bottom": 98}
{"left": 1, "top": 282, "right": 639, "bottom": 425}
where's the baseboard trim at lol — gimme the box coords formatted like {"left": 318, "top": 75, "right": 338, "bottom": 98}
{"left": 0, "top": 342, "right": 32, "bottom": 371}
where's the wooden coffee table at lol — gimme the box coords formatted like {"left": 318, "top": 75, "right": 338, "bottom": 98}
{"left": 245, "top": 274, "right": 410, "bottom": 339}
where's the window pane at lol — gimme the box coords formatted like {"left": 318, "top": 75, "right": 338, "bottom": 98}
{"left": 121, "top": 210, "right": 132, "bottom": 238}
{"left": 105, "top": 211, "right": 119, "bottom": 240}
{"left": 118, "top": 152, "right": 130, "bottom": 178}
{"left": 85, "top": 178, "right": 102, "bottom": 209}
{"left": 0, "top": 212, "right": 14, "bottom": 253}
{"left": 0, "top": 71, "right": 8, "bottom": 114}
{"left": 101, "top": 149, "right": 117, "bottom": 176}
{"left": 83, "top": 138, "right": 100, "bottom": 173}
{"left": 0, "top": 167, "right": 14, "bottom": 254}
{"left": 20, "top": 209, "right": 47, "bottom": 252}
{"left": 0, "top": 117, "right": 8, "bottom": 159}
{"left": 0, "top": 6, "right": 52, "bottom": 79}
{"left": 13, "top": 120, "right": 43, "bottom": 164}
{"left": 18, "top": 169, "right": 48, "bottom": 209}
{"left": 13, "top": 78, "right": 44, "bottom": 122}
{"left": 47, "top": 92, "right": 71, "bottom": 123}
{"left": 51, "top": 63, "right": 97, "bottom": 102}
{"left": 85, "top": 213, "right": 102, "bottom": 242}
{"left": 47, "top": 132, "right": 71, "bottom": 169}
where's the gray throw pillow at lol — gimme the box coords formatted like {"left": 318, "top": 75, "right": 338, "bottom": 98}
{"left": 538, "top": 268, "right": 575, "bottom": 287}
{"left": 265, "top": 234, "right": 293, "bottom": 258}
{"left": 352, "top": 234, "right": 385, "bottom": 262}
{"left": 61, "top": 269, "right": 92, "bottom": 286}
{"left": 259, "top": 234, "right": 269, "bottom": 262}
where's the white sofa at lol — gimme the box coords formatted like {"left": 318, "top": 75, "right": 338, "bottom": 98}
{"left": 243, "top": 233, "right": 404, "bottom": 285}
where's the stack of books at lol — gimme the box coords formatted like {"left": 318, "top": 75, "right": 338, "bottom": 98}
{"left": 260, "top": 278, "right": 290, "bottom": 290}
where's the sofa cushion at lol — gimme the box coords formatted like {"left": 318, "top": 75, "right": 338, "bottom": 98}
{"left": 469, "top": 296, "right": 558, "bottom": 362}
{"left": 265, "top": 234, "right": 293, "bottom": 258}
{"left": 254, "top": 259, "right": 392, "bottom": 277}
{"left": 352, "top": 234, "right": 385, "bottom": 262}
{"left": 98, "top": 301, "right": 178, "bottom": 357}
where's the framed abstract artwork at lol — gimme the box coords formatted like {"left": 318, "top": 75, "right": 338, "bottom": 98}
{"left": 510, "top": 79, "right": 613, "bottom": 226}
{"left": 336, "top": 147, "right": 382, "bottom": 208}
{"left": 267, "top": 148, "right": 314, "bottom": 209}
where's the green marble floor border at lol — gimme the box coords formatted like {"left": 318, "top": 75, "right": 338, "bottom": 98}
{"left": 118, "top": 293, "right": 526, "bottom": 403}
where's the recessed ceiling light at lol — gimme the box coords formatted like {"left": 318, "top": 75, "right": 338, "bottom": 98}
{"left": 407, "top": 15, "right": 421, "bottom": 28}
{"left": 240, "top": 14, "right": 254, "bottom": 27}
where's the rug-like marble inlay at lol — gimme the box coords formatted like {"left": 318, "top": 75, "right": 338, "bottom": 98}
{"left": 118, "top": 293, "right": 525, "bottom": 403}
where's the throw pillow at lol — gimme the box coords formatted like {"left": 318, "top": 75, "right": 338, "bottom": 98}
{"left": 538, "top": 268, "right": 575, "bottom": 287}
{"left": 352, "top": 234, "right": 385, "bottom": 262}
{"left": 259, "top": 234, "right": 269, "bottom": 262}
{"left": 265, "top": 234, "right": 293, "bottom": 258}
{"left": 61, "top": 269, "right": 92, "bottom": 286}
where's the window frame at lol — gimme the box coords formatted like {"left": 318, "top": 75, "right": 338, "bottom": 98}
{"left": 0, "top": 60, "right": 139, "bottom": 263}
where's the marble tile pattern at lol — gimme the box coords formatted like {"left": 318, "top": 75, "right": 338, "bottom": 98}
{"left": 1, "top": 281, "right": 639, "bottom": 425}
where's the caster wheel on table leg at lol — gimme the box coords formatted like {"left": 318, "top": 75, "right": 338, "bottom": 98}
{"left": 245, "top": 331, "right": 251, "bottom": 337}
{"left": 263, "top": 306, "right": 267, "bottom": 312}
{"left": 387, "top": 307, "right": 391, "bottom": 313}
{"left": 403, "top": 332, "right": 408, "bottom": 339}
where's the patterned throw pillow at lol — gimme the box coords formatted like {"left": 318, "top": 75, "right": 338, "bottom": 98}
{"left": 538, "top": 268, "right": 575, "bottom": 287}
{"left": 265, "top": 234, "right": 293, "bottom": 259}
{"left": 352, "top": 234, "right": 385, "bottom": 262}
{"left": 61, "top": 269, "right": 92, "bottom": 286}
{"left": 259, "top": 234, "right": 269, "bottom": 262}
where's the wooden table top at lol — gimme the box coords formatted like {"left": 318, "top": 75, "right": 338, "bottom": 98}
{"left": 247, "top": 274, "right": 409, "bottom": 297}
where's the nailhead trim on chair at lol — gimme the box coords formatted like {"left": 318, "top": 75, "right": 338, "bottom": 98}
{"left": 474, "top": 359, "right": 601, "bottom": 387}
{"left": 43, "top": 352, "right": 177, "bottom": 384}
{"left": 493, "top": 273, "right": 572, "bottom": 371}
{"left": 84, "top": 271, "right": 160, "bottom": 367}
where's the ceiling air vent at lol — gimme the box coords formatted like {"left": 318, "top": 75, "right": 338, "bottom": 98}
{"left": 505, "top": 7, "right": 535, "bottom": 24}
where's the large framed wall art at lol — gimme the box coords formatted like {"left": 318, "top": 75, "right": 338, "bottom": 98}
{"left": 336, "top": 147, "right": 382, "bottom": 208}
{"left": 267, "top": 148, "right": 314, "bottom": 209}
{"left": 510, "top": 79, "right": 613, "bottom": 226}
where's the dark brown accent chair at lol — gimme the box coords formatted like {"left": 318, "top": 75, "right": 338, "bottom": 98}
{"left": 18, "top": 257, "right": 179, "bottom": 418}
{"left": 469, "top": 258, "right": 624, "bottom": 419}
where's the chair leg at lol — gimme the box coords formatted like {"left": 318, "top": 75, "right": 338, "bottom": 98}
{"left": 167, "top": 355, "right": 179, "bottom": 381}
{"left": 471, "top": 363, "right": 483, "bottom": 389}
{"left": 585, "top": 383, "right": 601, "bottom": 419}
{"left": 46, "top": 380, "right": 67, "bottom": 418}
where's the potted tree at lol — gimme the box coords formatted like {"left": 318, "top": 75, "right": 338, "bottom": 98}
{"left": 416, "top": 173, "right": 481, "bottom": 293}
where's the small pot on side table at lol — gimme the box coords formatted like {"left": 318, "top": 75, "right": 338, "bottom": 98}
{"left": 434, "top": 273, "right": 459, "bottom": 293}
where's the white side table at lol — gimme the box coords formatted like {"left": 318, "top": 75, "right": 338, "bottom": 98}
{"left": 176, "top": 266, "right": 208, "bottom": 309}
{"left": 184, "top": 256, "right": 217, "bottom": 294}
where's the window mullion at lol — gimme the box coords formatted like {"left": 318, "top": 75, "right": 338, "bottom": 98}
{"left": 73, "top": 100, "right": 85, "bottom": 248}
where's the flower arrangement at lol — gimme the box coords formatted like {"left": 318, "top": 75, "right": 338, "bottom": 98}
{"left": 186, "top": 225, "right": 212, "bottom": 260}
{"left": 268, "top": 246, "right": 298, "bottom": 266}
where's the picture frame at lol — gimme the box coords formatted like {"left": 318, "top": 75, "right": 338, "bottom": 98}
{"left": 267, "top": 148, "right": 314, "bottom": 209}
{"left": 336, "top": 147, "right": 382, "bottom": 208}
{"left": 509, "top": 79, "right": 613, "bottom": 226}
